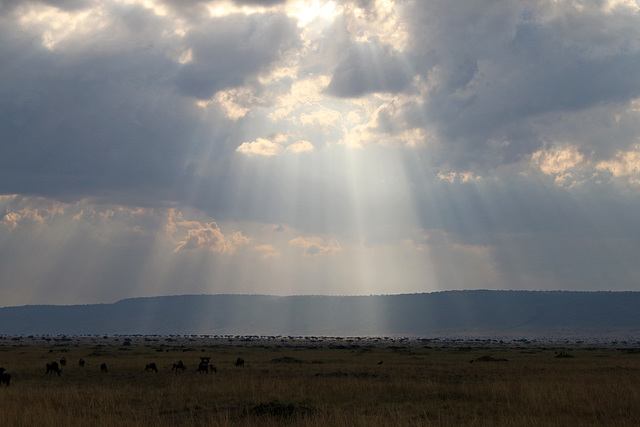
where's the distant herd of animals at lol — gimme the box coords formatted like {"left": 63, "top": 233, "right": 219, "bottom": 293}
{"left": 0, "top": 356, "right": 247, "bottom": 385}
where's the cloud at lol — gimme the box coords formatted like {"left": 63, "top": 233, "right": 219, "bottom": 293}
{"left": 326, "top": 42, "right": 412, "bottom": 97}
{"left": 254, "top": 244, "right": 280, "bottom": 259}
{"left": 237, "top": 136, "right": 314, "bottom": 155}
{"left": 285, "top": 140, "right": 314, "bottom": 153}
{"left": 0, "top": 1, "right": 301, "bottom": 202}
{"left": 168, "top": 211, "right": 249, "bottom": 254}
{"left": 397, "top": 0, "right": 640, "bottom": 171}
{"left": 290, "top": 236, "right": 342, "bottom": 256}
{"left": 596, "top": 147, "right": 640, "bottom": 183}
{"left": 173, "top": 223, "right": 249, "bottom": 254}
{"left": 234, "top": 0, "right": 287, "bottom": 5}
{"left": 173, "top": 12, "right": 300, "bottom": 99}
{"left": 531, "top": 145, "right": 587, "bottom": 186}
{"left": 237, "top": 138, "right": 284, "bottom": 156}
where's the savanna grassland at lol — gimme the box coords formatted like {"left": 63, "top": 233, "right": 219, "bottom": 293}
{"left": 1, "top": 335, "right": 640, "bottom": 426}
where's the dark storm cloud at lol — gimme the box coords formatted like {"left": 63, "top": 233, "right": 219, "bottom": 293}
{"left": 400, "top": 0, "right": 640, "bottom": 170}
{"left": 174, "top": 13, "right": 300, "bottom": 99}
{"left": 0, "top": 3, "right": 299, "bottom": 202}
{"left": 0, "top": 0, "right": 90, "bottom": 13}
{"left": 325, "top": 42, "right": 413, "bottom": 98}
{"left": 0, "top": 20, "right": 196, "bottom": 198}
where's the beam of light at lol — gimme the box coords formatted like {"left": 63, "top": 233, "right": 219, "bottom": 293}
{"left": 118, "top": 0, "right": 169, "bottom": 16}
{"left": 602, "top": 0, "right": 640, "bottom": 13}
{"left": 287, "top": 1, "right": 339, "bottom": 28}
{"left": 206, "top": 2, "right": 270, "bottom": 18}
{"left": 17, "top": 3, "right": 101, "bottom": 50}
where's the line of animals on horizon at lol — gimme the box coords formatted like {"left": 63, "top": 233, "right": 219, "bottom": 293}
{"left": 0, "top": 357, "right": 246, "bottom": 385}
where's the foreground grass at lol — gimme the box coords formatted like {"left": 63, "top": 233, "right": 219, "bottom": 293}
{"left": 1, "top": 337, "right": 640, "bottom": 426}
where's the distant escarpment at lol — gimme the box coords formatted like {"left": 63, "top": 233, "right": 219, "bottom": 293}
{"left": 1, "top": 291, "right": 639, "bottom": 338}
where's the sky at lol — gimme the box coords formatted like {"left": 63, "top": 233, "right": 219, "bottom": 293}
{"left": 1, "top": 0, "right": 640, "bottom": 307}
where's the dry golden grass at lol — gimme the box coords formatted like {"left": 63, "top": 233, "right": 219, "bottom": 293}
{"left": 1, "top": 336, "right": 640, "bottom": 426}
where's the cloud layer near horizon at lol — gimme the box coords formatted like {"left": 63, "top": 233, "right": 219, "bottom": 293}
{"left": 1, "top": 0, "right": 640, "bottom": 306}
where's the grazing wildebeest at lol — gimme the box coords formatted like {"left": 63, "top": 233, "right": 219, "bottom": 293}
{"left": 377, "top": 360, "right": 383, "bottom": 365}
{"left": 198, "top": 357, "right": 211, "bottom": 373}
{"left": 145, "top": 363, "right": 158, "bottom": 373}
{"left": 46, "top": 361, "right": 61, "bottom": 376}
{"left": 59, "top": 357, "right": 66, "bottom": 367}
{"left": 172, "top": 360, "right": 186, "bottom": 372}
{"left": 0, "top": 367, "right": 10, "bottom": 386}
{"left": 100, "top": 363, "right": 108, "bottom": 373}
{"left": 79, "top": 358, "right": 85, "bottom": 367}
{"left": 235, "top": 357, "right": 245, "bottom": 368}
{"left": 209, "top": 364, "right": 217, "bottom": 373}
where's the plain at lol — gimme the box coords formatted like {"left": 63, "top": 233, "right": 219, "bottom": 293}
{"left": 1, "top": 336, "right": 639, "bottom": 426}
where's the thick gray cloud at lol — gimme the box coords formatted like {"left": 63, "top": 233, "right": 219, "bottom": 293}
{"left": 174, "top": 13, "right": 300, "bottom": 99}
{"left": 400, "top": 0, "right": 640, "bottom": 170}
{"left": 325, "top": 42, "right": 413, "bottom": 97}
{"left": 0, "top": 3, "right": 299, "bottom": 202}
{"left": 0, "top": 0, "right": 91, "bottom": 13}
{"left": 0, "top": 27, "right": 193, "bottom": 198}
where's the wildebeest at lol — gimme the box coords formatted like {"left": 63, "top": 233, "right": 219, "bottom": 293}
{"left": 46, "top": 361, "right": 61, "bottom": 376}
{"left": 100, "top": 363, "right": 108, "bottom": 373}
{"left": 0, "top": 367, "right": 10, "bottom": 386}
{"left": 79, "top": 358, "right": 85, "bottom": 367}
{"left": 198, "top": 357, "right": 213, "bottom": 373}
{"left": 235, "top": 357, "right": 245, "bottom": 368}
{"left": 59, "top": 357, "right": 66, "bottom": 367}
{"left": 145, "top": 363, "right": 158, "bottom": 373}
{"left": 172, "top": 360, "right": 186, "bottom": 372}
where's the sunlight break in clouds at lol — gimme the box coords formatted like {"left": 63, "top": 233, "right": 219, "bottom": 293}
{"left": 597, "top": 146, "right": 640, "bottom": 184}
{"left": 531, "top": 145, "right": 586, "bottom": 186}
{"left": 17, "top": 3, "right": 104, "bottom": 50}
{"left": 288, "top": 0, "right": 339, "bottom": 27}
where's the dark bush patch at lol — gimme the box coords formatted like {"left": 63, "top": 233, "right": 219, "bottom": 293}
{"left": 314, "top": 371, "right": 377, "bottom": 378}
{"left": 271, "top": 356, "right": 303, "bottom": 363}
{"left": 315, "top": 371, "right": 348, "bottom": 378}
{"left": 473, "top": 355, "right": 508, "bottom": 362}
{"left": 350, "top": 372, "right": 378, "bottom": 378}
{"left": 250, "top": 400, "right": 313, "bottom": 419}
{"left": 555, "top": 351, "right": 575, "bottom": 358}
